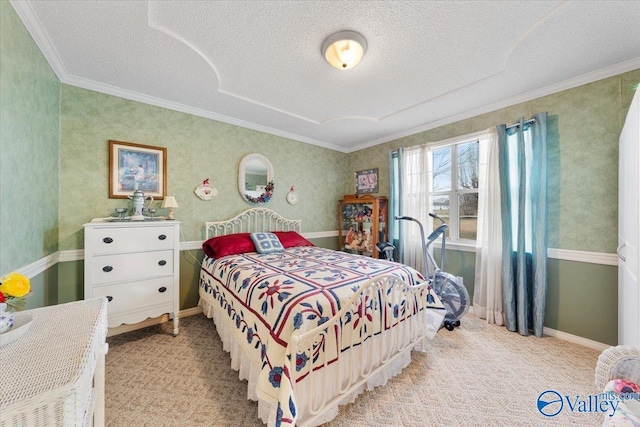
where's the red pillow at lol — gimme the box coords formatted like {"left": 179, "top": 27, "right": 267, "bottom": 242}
{"left": 273, "top": 231, "right": 315, "bottom": 248}
{"left": 202, "top": 233, "right": 256, "bottom": 258}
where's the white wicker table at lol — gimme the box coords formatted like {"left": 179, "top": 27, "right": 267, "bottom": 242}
{"left": 0, "top": 298, "right": 108, "bottom": 427}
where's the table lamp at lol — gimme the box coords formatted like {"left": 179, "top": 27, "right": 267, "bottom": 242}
{"left": 161, "top": 196, "right": 178, "bottom": 220}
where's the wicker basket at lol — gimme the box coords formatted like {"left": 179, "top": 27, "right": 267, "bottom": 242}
{"left": 0, "top": 298, "right": 108, "bottom": 427}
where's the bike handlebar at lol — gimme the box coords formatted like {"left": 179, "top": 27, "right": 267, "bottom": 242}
{"left": 396, "top": 214, "right": 445, "bottom": 224}
{"left": 429, "top": 212, "right": 446, "bottom": 224}
{"left": 395, "top": 213, "right": 448, "bottom": 274}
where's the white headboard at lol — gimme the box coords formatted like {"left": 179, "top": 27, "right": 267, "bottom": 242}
{"left": 205, "top": 208, "right": 302, "bottom": 240}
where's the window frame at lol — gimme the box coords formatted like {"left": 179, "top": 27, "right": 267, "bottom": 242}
{"left": 429, "top": 136, "right": 480, "bottom": 245}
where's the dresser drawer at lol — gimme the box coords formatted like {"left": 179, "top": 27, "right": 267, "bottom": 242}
{"left": 84, "top": 220, "right": 180, "bottom": 333}
{"left": 92, "top": 277, "right": 174, "bottom": 316}
{"left": 90, "top": 250, "right": 174, "bottom": 286}
{"left": 89, "top": 226, "right": 175, "bottom": 255}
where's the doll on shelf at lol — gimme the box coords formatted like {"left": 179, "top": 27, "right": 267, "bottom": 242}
{"left": 346, "top": 230, "right": 364, "bottom": 251}
{"left": 360, "top": 229, "right": 373, "bottom": 253}
{"left": 345, "top": 225, "right": 355, "bottom": 247}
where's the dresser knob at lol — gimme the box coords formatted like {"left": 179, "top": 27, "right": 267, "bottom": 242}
{"left": 103, "top": 237, "right": 113, "bottom": 244}
{"left": 158, "top": 234, "right": 167, "bottom": 240}
{"left": 158, "top": 287, "right": 167, "bottom": 293}
{"left": 158, "top": 260, "right": 167, "bottom": 266}
{"left": 102, "top": 266, "right": 113, "bottom": 272}
{"left": 106, "top": 296, "right": 113, "bottom": 302}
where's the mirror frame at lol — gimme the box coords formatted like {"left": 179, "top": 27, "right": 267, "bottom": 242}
{"left": 238, "top": 153, "right": 275, "bottom": 204}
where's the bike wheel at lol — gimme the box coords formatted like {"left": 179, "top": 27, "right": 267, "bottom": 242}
{"left": 432, "top": 272, "right": 470, "bottom": 322}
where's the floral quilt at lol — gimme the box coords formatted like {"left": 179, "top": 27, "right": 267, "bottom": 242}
{"left": 199, "top": 246, "right": 444, "bottom": 427}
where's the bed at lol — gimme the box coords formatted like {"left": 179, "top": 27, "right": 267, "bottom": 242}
{"left": 198, "top": 208, "right": 445, "bottom": 427}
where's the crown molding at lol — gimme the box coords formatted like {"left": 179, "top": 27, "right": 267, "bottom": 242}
{"left": 348, "top": 57, "right": 640, "bottom": 153}
{"left": 63, "top": 74, "right": 349, "bottom": 153}
{"left": 9, "top": 0, "right": 69, "bottom": 80}
{"left": 9, "top": 1, "right": 347, "bottom": 154}
{"left": 12, "top": 0, "right": 639, "bottom": 154}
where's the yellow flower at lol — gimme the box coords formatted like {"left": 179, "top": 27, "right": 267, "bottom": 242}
{"left": 0, "top": 272, "right": 31, "bottom": 298}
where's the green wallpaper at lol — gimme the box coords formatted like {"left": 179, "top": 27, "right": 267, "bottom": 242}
{"left": 0, "top": 1, "right": 60, "bottom": 275}
{"left": 347, "top": 69, "right": 640, "bottom": 253}
{"left": 59, "top": 85, "right": 348, "bottom": 251}
{"left": 3, "top": 0, "right": 636, "bottom": 345}
{"left": 344, "top": 70, "right": 640, "bottom": 345}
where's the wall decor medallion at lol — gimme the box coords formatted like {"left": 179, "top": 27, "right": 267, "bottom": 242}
{"left": 109, "top": 140, "right": 167, "bottom": 199}
{"left": 195, "top": 178, "right": 218, "bottom": 201}
{"left": 286, "top": 186, "right": 298, "bottom": 205}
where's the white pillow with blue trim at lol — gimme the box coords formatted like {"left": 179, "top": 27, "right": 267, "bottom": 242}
{"left": 250, "top": 232, "right": 285, "bottom": 254}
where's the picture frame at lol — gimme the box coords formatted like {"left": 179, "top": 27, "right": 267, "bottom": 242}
{"left": 109, "top": 140, "right": 167, "bottom": 199}
{"left": 355, "top": 168, "right": 379, "bottom": 194}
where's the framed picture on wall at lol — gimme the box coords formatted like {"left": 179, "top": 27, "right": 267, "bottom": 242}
{"left": 355, "top": 168, "right": 379, "bottom": 194}
{"left": 109, "top": 140, "right": 167, "bottom": 199}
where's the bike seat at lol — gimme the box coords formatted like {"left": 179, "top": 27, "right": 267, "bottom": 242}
{"left": 376, "top": 242, "right": 395, "bottom": 251}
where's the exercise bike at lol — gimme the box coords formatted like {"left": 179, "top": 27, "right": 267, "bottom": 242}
{"left": 395, "top": 213, "right": 470, "bottom": 331}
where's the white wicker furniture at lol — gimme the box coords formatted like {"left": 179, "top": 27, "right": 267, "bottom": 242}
{"left": 84, "top": 220, "right": 180, "bottom": 334}
{"left": 595, "top": 345, "right": 640, "bottom": 390}
{"left": 0, "top": 298, "right": 108, "bottom": 427}
{"left": 595, "top": 346, "right": 640, "bottom": 425}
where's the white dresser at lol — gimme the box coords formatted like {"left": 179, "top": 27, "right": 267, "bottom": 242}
{"left": 0, "top": 298, "right": 108, "bottom": 427}
{"left": 84, "top": 220, "right": 180, "bottom": 335}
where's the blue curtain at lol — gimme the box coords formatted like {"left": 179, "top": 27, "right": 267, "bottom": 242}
{"left": 498, "top": 112, "right": 548, "bottom": 336}
{"left": 389, "top": 148, "right": 403, "bottom": 262}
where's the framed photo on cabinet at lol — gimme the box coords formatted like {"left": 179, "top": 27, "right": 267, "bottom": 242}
{"left": 355, "top": 168, "right": 378, "bottom": 194}
{"left": 109, "top": 140, "right": 167, "bottom": 199}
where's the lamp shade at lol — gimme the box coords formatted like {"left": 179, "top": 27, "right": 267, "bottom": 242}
{"left": 161, "top": 196, "right": 178, "bottom": 220}
{"left": 322, "top": 31, "right": 367, "bottom": 70}
{"left": 161, "top": 196, "right": 178, "bottom": 209}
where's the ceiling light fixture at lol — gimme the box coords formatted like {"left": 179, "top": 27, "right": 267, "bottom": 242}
{"left": 322, "top": 31, "right": 367, "bottom": 70}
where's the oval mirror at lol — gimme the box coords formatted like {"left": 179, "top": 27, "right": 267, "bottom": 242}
{"left": 238, "top": 153, "right": 274, "bottom": 204}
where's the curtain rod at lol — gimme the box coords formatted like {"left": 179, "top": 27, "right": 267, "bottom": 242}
{"left": 505, "top": 118, "right": 535, "bottom": 130}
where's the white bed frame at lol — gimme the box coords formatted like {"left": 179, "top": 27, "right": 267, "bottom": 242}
{"left": 202, "top": 208, "right": 440, "bottom": 427}
{"left": 205, "top": 207, "right": 301, "bottom": 239}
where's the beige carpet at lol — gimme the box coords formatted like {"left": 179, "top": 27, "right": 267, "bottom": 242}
{"left": 105, "top": 313, "right": 603, "bottom": 426}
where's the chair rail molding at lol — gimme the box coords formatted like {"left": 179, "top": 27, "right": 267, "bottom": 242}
{"left": 16, "top": 232, "right": 617, "bottom": 280}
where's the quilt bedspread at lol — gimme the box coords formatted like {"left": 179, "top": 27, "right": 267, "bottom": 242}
{"left": 199, "top": 246, "right": 444, "bottom": 427}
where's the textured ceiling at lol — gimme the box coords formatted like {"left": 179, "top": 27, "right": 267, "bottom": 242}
{"left": 11, "top": 0, "right": 640, "bottom": 152}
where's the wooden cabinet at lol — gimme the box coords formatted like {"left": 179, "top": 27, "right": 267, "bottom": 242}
{"left": 338, "top": 195, "right": 388, "bottom": 258}
{"left": 84, "top": 220, "right": 180, "bottom": 334}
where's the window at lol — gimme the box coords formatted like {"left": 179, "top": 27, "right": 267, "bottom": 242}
{"left": 431, "top": 140, "right": 479, "bottom": 242}
{"left": 390, "top": 133, "right": 483, "bottom": 253}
